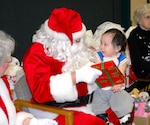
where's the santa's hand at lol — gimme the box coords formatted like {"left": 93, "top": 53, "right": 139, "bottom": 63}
{"left": 76, "top": 62, "right": 102, "bottom": 84}
{"left": 30, "top": 118, "right": 58, "bottom": 125}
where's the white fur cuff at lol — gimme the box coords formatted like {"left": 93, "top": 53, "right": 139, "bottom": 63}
{"left": 50, "top": 72, "right": 78, "bottom": 102}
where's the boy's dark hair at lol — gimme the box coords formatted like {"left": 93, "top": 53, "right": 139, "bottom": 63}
{"left": 104, "top": 28, "right": 126, "bottom": 51}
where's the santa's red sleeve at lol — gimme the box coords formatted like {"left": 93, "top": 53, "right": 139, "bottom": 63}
{"left": 23, "top": 43, "right": 85, "bottom": 103}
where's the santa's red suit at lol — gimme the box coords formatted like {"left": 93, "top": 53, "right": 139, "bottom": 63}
{"left": 0, "top": 76, "right": 34, "bottom": 125}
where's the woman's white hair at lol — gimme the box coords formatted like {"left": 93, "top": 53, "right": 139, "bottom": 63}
{"left": 32, "top": 24, "right": 95, "bottom": 72}
{"left": 134, "top": 3, "right": 150, "bottom": 25}
{"left": 0, "top": 30, "right": 15, "bottom": 65}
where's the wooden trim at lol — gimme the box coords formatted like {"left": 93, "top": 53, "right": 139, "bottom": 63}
{"left": 14, "top": 99, "right": 74, "bottom": 125}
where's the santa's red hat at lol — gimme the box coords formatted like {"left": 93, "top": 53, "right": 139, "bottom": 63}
{"left": 44, "top": 7, "right": 86, "bottom": 45}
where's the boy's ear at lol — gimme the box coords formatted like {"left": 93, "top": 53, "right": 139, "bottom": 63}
{"left": 115, "top": 45, "right": 121, "bottom": 52}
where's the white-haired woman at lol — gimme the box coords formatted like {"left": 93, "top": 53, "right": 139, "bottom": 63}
{"left": 127, "top": 3, "right": 150, "bottom": 79}
{"left": 0, "top": 30, "right": 57, "bottom": 125}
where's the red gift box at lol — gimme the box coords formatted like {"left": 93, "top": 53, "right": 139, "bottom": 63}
{"left": 91, "top": 61, "right": 125, "bottom": 88}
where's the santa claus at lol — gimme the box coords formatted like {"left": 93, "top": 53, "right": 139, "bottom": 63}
{"left": 22, "top": 7, "right": 125, "bottom": 125}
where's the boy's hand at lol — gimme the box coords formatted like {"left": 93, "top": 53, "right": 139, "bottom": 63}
{"left": 111, "top": 84, "right": 124, "bottom": 92}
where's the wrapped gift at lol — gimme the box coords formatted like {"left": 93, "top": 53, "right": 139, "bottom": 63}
{"left": 91, "top": 61, "right": 125, "bottom": 88}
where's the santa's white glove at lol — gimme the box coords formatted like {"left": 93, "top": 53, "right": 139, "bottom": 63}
{"left": 30, "top": 118, "right": 58, "bottom": 125}
{"left": 76, "top": 62, "right": 102, "bottom": 84}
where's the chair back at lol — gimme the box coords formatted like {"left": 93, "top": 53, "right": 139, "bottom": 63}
{"left": 14, "top": 74, "right": 74, "bottom": 125}
{"left": 14, "top": 74, "right": 32, "bottom": 101}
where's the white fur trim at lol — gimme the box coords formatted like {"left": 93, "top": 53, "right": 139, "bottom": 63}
{"left": 50, "top": 72, "right": 78, "bottom": 102}
{"left": 16, "top": 112, "right": 34, "bottom": 125}
{"left": 44, "top": 20, "right": 86, "bottom": 41}
{"left": 0, "top": 108, "right": 9, "bottom": 125}
{"left": 0, "top": 78, "right": 16, "bottom": 125}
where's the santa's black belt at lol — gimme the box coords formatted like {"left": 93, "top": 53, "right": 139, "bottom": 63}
{"left": 34, "top": 92, "right": 94, "bottom": 108}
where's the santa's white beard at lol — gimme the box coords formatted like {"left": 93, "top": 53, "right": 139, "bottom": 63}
{"left": 43, "top": 38, "right": 95, "bottom": 72}
{"left": 62, "top": 40, "right": 95, "bottom": 72}
{"left": 33, "top": 27, "right": 95, "bottom": 72}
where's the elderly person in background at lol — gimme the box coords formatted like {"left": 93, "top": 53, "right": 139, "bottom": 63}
{"left": 127, "top": 3, "right": 150, "bottom": 79}
{"left": 0, "top": 30, "right": 57, "bottom": 125}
